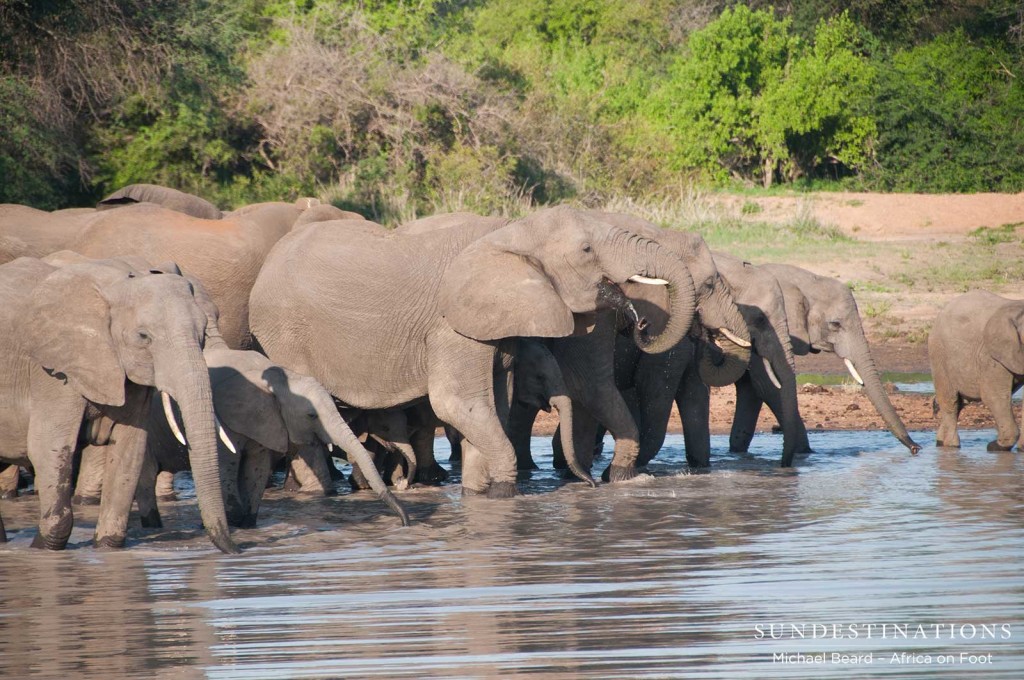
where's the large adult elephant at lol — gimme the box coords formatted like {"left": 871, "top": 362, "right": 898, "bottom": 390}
{"left": 250, "top": 206, "right": 698, "bottom": 495}
{"left": 930, "top": 290, "right": 1024, "bottom": 451}
{"left": 761, "top": 263, "right": 921, "bottom": 454}
{"left": 0, "top": 256, "right": 236, "bottom": 552}
{"left": 69, "top": 201, "right": 308, "bottom": 348}
{"left": 0, "top": 204, "right": 97, "bottom": 264}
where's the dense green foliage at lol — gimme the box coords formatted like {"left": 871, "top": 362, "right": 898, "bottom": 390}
{"left": 1, "top": 0, "right": 1022, "bottom": 215}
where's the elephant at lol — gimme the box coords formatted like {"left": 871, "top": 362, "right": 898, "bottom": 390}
{"left": 292, "top": 204, "right": 367, "bottom": 229}
{"left": 930, "top": 290, "right": 1024, "bottom": 451}
{"left": 760, "top": 263, "right": 920, "bottom": 454}
{"left": 97, "top": 183, "right": 223, "bottom": 220}
{"left": 0, "top": 255, "right": 236, "bottom": 552}
{"left": 68, "top": 200, "right": 310, "bottom": 348}
{"left": 395, "top": 211, "right": 752, "bottom": 478}
{"left": 0, "top": 204, "right": 98, "bottom": 264}
{"left": 250, "top": 206, "right": 698, "bottom": 496}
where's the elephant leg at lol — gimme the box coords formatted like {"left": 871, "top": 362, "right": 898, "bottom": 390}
{"left": 0, "top": 464, "right": 19, "bottom": 500}
{"left": 410, "top": 417, "right": 447, "bottom": 485}
{"left": 633, "top": 349, "right": 687, "bottom": 466}
{"left": 749, "top": 358, "right": 807, "bottom": 465}
{"left": 429, "top": 334, "right": 518, "bottom": 497}
{"left": 135, "top": 451, "right": 162, "bottom": 529}
{"left": 932, "top": 361, "right": 962, "bottom": 448}
{"left": 72, "top": 444, "right": 108, "bottom": 506}
{"left": 156, "top": 470, "right": 177, "bottom": 501}
{"left": 238, "top": 444, "right": 272, "bottom": 528}
{"left": 221, "top": 447, "right": 248, "bottom": 528}
{"left": 730, "top": 373, "right": 761, "bottom": 453}
{"left": 507, "top": 400, "right": 541, "bottom": 471}
{"left": 678, "top": 362, "right": 711, "bottom": 467}
{"left": 95, "top": 418, "right": 150, "bottom": 549}
{"left": 290, "top": 444, "right": 337, "bottom": 496}
{"left": 28, "top": 378, "right": 86, "bottom": 551}
{"left": 374, "top": 410, "right": 416, "bottom": 490}
{"left": 445, "top": 425, "right": 464, "bottom": 465}
{"left": 980, "top": 375, "right": 1019, "bottom": 451}
{"left": 0, "top": 463, "right": 8, "bottom": 541}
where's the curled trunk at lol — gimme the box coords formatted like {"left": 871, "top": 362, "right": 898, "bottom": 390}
{"left": 698, "top": 335, "right": 752, "bottom": 386}
{"left": 550, "top": 395, "right": 595, "bottom": 487}
{"left": 603, "top": 229, "right": 696, "bottom": 354}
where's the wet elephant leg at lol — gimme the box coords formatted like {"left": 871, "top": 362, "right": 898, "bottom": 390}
{"left": 633, "top": 347, "right": 688, "bottom": 466}
{"left": 445, "top": 425, "right": 464, "bottom": 465}
{"left": 933, "top": 360, "right": 962, "bottom": 448}
{"left": 156, "top": 470, "right": 177, "bottom": 501}
{"left": 410, "top": 407, "right": 448, "bottom": 485}
{"left": 95, "top": 418, "right": 149, "bottom": 549}
{"left": 980, "top": 374, "right": 1019, "bottom": 451}
{"left": 73, "top": 444, "right": 108, "bottom": 505}
{"left": 135, "top": 451, "right": 162, "bottom": 529}
{"left": 220, "top": 446, "right": 247, "bottom": 527}
{"left": 0, "top": 463, "right": 9, "bottom": 541}
{"left": 289, "top": 443, "right": 336, "bottom": 495}
{"left": 729, "top": 373, "right": 761, "bottom": 453}
{"left": 507, "top": 400, "right": 541, "bottom": 471}
{"left": 677, "top": 362, "right": 711, "bottom": 467}
{"left": 0, "top": 464, "right": 19, "bottom": 500}
{"left": 238, "top": 443, "right": 272, "bottom": 528}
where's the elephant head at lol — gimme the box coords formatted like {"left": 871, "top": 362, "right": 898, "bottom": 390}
{"left": 584, "top": 212, "right": 752, "bottom": 382}
{"left": 438, "top": 206, "right": 697, "bottom": 355}
{"left": 763, "top": 263, "right": 921, "bottom": 454}
{"left": 984, "top": 301, "right": 1024, "bottom": 376}
{"left": 98, "top": 183, "right": 222, "bottom": 220}
{"left": 24, "top": 260, "right": 238, "bottom": 552}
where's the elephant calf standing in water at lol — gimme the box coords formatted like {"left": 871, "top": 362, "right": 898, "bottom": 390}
{"left": 930, "top": 290, "right": 1024, "bottom": 451}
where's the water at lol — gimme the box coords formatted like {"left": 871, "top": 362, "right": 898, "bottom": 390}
{"left": 1, "top": 430, "right": 1023, "bottom": 678}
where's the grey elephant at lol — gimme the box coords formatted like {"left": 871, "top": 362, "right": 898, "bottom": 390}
{"left": 98, "top": 183, "right": 223, "bottom": 219}
{"left": 0, "top": 256, "right": 236, "bottom": 552}
{"left": 0, "top": 204, "right": 98, "bottom": 264}
{"left": 930, "top": 290, "right": 1024, "bottom": 451}
{"left": 761, "top": 263, "right": 920, "bottom": 454}
{"left": 396, "top": 210, "right": 751, "bottom": 477}
{"left": 250, "top": 206, "right": 698, "bottom": 496}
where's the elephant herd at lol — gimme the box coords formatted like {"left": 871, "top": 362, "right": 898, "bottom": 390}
{"left": 0, "top": 183, "right": 1010, "bottom": 556}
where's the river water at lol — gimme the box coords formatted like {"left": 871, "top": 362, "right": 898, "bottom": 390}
{"left": 1, "top": 429, "right": 1022, "bottom": 678}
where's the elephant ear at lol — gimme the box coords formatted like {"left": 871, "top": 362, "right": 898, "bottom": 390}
{"left": 782, "top": 286, "right": 812, "bottom": 351}
{"left": 24, "top": 266, "right": 126, "bottom": 406}
{"left": 208, "top": 354, "right": 290, "bottom": 453}
{"left": 438, "top": 241, "right": 574, "bottom": 341}
{"left": 984, "top": 305, "right": 1024, "bottom": 375}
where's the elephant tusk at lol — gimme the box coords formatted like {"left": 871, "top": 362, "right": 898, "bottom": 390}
{"left": 628, "top": 274, "right": 669, "bottom": 285}
{"left": 844, "top": 358, "right": 865, "bottom": 386}
{"left": 719, "top": 327, "right": 752, "bottom": 348}
{"left": 764, "top": 357, "right": 782, "bottom": 389}
{"left": 327, "top": 443, "right": 334, "bottom": 453}
{"left": 162, "top": 391, "right": 187, "bottom": 446}
{"left": 216, "top": 416, "right": 237, "bottom": 454}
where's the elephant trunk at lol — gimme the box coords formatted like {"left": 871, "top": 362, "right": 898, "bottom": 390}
{"left": 603, "top": 228, "right": 696, "bottom": 354}
{"left": 845, "top": 343, "right": 921, "bottom": 454}
{"left": 697, "top": 335, "right": 752, "bottom": 386}
{"left": 550, "top": 395, "right": 595, "bottom": 487}
{"left": 319, "top": 402, "right": 410, "bottom": 526}
{"left": 170, "top": 340, "right": 239, "bottom": 554}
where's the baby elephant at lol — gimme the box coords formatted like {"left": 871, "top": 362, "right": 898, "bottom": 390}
{"left": 930, "top": 290, "right": 1024, "bottom": 451}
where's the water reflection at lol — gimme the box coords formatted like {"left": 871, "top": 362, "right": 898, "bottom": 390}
{"left": 0, "top": 431, "right": 1022, "bottom": 678}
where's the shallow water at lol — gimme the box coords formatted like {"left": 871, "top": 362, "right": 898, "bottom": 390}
{"left": 1, "top": 429, "right": 1023, "bottom": 678}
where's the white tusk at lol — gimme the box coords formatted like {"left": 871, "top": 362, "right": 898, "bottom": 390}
{"left": 844, "top": 358, "right": 865, "bottom": 386}
{"left": 719, "top": 327, "right": 752, "bottom": 348}
{"left": 216, "top": 416, "right": 237, "bottom": 454}
{"left": 162, "top": 391, "right": 187, "bottom": 446}
{"left": 628, "top": 275, "right": 669, "bottom": 285}
{"left": 327, "top": 443, "right": 334, "bottom": 453}
{"left": 764, "top": 357, "right": 782, "bottom": 389}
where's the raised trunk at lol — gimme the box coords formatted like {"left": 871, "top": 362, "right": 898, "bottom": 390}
{"left": 320, "top": 402, "right": 409, "bottom": 526}
{"left": 550, "top": 395, "right": 595, "bottom": 487}
{"left": 172, "top": 341, "right": 239, "bottom": 554}
{"left": 603, "top": 229, "right": 696, "bottom": 354}
{"left": 847, "top": 344, "right": 920, "bottom": 454}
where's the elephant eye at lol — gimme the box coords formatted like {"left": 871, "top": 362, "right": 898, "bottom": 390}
{"left": 581, "top": 243, "right": 593, "bottom": 253}
{"left": 307, "top": 411, "right": 317, "bottom": 420}
{"left": 828, "top": 320, "right": 841, "bottom": 331}
{"left": 135, "top": 329, "right": 152, "bottom": 346}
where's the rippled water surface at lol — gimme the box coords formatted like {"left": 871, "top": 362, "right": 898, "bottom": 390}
{"left": 2, "top": 430, "right": 1023, "bottom": 678}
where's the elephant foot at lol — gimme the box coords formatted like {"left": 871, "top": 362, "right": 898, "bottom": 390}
{"left": 139, "top": 509, "right": 163, "bottom": 529}
{"left": 157, "top": 493, "right": 178, "bottom": 503}
{"left": 486, "top": 481, "right": 519, "bottom": 498}
{"left": 283, "top": 474, "right": 303, "bottom": 492}
{"left": 393, "top": 476, "right": 410, "bottom": 491}
{"left": 935, "top": 438, "right": 960, "bottom": 449}
{"left": 72, "top": 494, "right": 101, "bottom": 506}
{"left": 228, "top": 512, "right": 257, "bottom": 529}
{"left": 516, "top": 458, "right": 539, "bottom": 471}
{"left": 94, "top": 534, "right": 127, "bottom": 550}
{"left": 415, "top": 463, "right": 449, "bottom": 486}
{"left": 987, "top": 439, "right": 1015, "bottom": 452}
{"left": 551, "top": 456, "right": 568, "bottom": 470}
{"left": 604, "top": 464, "right": 638, "bottom": 483}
